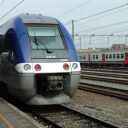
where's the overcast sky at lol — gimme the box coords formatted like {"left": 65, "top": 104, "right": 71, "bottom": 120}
{"left": 0, "top": 0, "right": 128, "bottom": 49}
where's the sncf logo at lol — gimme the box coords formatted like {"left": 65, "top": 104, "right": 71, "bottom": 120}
{"left": 46, "top": 56, "right": 56, "bottom": 58}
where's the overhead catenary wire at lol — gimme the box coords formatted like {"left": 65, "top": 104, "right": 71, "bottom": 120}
{"left": 75, "top": 6, "right": 128, "bottom": 29}
{"left": 111, "top": 29, "right": 128, "bottom": 34}
{"left": 64, "top": 3, "right": 128, "bottom": 25}
{"left": 64, "top": 20, "right": 72, "bottom": 26}
{"left": 74, "top": 34, "right": 128, "bottom": 37}
{"left": 57, "top": 0, "right": 92, "bottom": 18}
{"left": 75, "top": 20, "right": 128, "bottom": 34}
{"left": 75, "top": 2, "right": 128, "bottom": 23}
{"left": 0, "top": 0, "right": 24, "bottom": 20}
{"left": 99, "top": 28, "right": 128, "bottom": 35}
{"left": 75, "top": 34, "right": 127, "bottom": 48}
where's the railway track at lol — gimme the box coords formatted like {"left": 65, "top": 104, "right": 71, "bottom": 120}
{"left": 79, "top": 82, "right": 128, "bottom": 100}
{"left": 82, "top": 68, "right": 128, "bottom": 74}
{"left": 81, "top": 74, "right": 128, "bottom": 84}
{"left": 81, "top": 71, "right": 128, "bottom": 79}
{"left": 25, "top": 105, "right": 119, "bottom": 128}
{"left": 81, "top": 69, "right": 128, "bottom": 85}
{"left": 80, "top": 68, "right": 128, "bottom": 100}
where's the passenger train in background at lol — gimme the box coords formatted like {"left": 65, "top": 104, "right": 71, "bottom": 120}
{"left": 79, "top": 48, "right": 128, "bottom": 67}
{"left": 0, "top": 13, "right": 81, "bottom": 105}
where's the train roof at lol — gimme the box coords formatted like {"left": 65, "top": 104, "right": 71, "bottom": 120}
{"left": 0, "top": 13, "right": 58, "bottom": 34}
{"left": 78, "top": 48, "right": 128, "bottom": 55}
{"left": 19, "top": 13, "right": 58, "bottom": 24}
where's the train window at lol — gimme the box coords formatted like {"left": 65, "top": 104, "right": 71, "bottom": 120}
{"left": 117, "top": 54, "right": 120, "bottom": 59}
{"left": 121, "top": 54, "right": 124, "bottom": 59}
{"left": 109, "top": 54, "right": 112, "bottom": 59}
{"left": 113, "top": 54, "right": 115, "bottom": 59}
{"left": 106, "top": 54, "right": 108, "bottom": 59}
{"left": 126, "top": 53, "right": 128, "bottom": 57}
{"left": 96, "top": 55, "right": 98, "bottom": 59}
{"left": 93, "top": 55, "right": 95, "bottom": 59}
{"left": 27, "top": 25, "right": 66, "bottom": 50}
{"left": 83, "top": 56, "right": 86, "bottom": 59}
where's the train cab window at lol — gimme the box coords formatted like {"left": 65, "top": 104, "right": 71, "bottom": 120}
{"left": 121, "top": 54, "right": 124, "bottom": 59}
{"left": 113, "top": 54, "right": 115, "bottom": 59}
{"left": 96, "top": 55, "right": 98, "bottom": 59}
{"left": 106, "top": 54, "right": 108, "bottom": 59}
{"left": 117, "top": 54, "right": 120, "bottom": 59}
{"left": 93, "top": 55, "right": 95, "bottom": 59}
{"left": 109, "top": 54, "right": 112, "bottom": 59}
{"left": 27, "top": 25, "right": 66, "bottom": 50}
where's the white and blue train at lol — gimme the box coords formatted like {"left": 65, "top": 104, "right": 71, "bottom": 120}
{"left": 0, "top": 14, "right": 80, "bottom": 105}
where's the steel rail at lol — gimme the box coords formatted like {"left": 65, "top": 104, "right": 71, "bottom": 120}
{"left": 27, "top": 105, "right": 120, "bottom": 128}
{"left": 81, "top": 71, "right": 128, "bottom": 79}
{"left": 29, "top": 109, "right": 61, "bottom": 128}
{"left": 79, "top": 83, "right": 128, "bottom": 100}
{"left": 60, "top": 105, "right": 120, "bottom": 128}
{"left": 81, "top": 68, "right": 128, "bottom": 73}
{"left": 81, "top": 74, "right": 128, "bottom": 84}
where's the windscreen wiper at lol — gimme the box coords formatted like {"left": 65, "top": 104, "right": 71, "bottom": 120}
{"left": 33, "top": 33, "right": 54, "bottom": 54}
{"left": 33, "top": 33, "right": 39, "bottom": 50}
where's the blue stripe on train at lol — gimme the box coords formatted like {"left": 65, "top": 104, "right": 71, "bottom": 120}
{"left": 12, "top": 17, "right": 78, "bottom": 63}
{"left": 13, "top": 17, "right": 31, "bottom": 63}
{"left": 58, "top": 20, "right": 78, "bottom": 62}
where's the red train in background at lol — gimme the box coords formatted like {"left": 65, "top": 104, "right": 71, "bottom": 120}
{"left": 78, "top": 46, "right": 128, "bottom": 67}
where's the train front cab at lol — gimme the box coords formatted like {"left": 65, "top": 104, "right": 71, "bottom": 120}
{"left": 0, "top": 16, "right": 81, "bottom": 105}
{"left": 24, "top": 23, "right": 81, "bottom": 105}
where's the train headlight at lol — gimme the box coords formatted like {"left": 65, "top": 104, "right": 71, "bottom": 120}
{"left": 72, "top": 63, "right": 78, "bottom": 69}
{"left": 34, "top": 64, "right": 41, "bottom": 71}
{"left": 63, "top": 63, "right": 69, "bottom": 70}
{"left": 24, "top": 64, "right": 31, "bottom": 70}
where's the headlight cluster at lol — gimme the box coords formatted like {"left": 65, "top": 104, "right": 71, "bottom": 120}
{"left": 24, "top": 64, "right": 31, "bottom": 70}
{"left": 34, "top": 64, "right": 41, "bottom": 71}
{"left": 63, "top": 63, "right": 69, "bottom": 70}
{"left": 72, "top": 63, "right": 78, "bottom": 69}
{"left": 24, "top": 64, "right": 42, "bottom": 71}
{"left": 23, "top": 63, "right": 78, "bottom": 72}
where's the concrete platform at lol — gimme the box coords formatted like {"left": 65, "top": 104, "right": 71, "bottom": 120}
{"left": 0, "top": 98, "right": 44, "bottom": 128}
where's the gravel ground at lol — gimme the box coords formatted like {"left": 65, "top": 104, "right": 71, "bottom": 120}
{"left": 63, "top": 90, "right": 128, "bottom": 128}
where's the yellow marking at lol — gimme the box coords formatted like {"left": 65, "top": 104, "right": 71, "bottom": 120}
{"left": 0, "top": 114, "right": 15, "bottom": 128}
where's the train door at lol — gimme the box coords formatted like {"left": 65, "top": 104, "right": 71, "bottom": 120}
{"left": 88, "top": 54, "right": 91, "bottom": 64}
{"left": 124, "top": 52, "right": 128, "bottom": 64}
{"left": 102, "top": 54, "right": 106, "bottom": 64}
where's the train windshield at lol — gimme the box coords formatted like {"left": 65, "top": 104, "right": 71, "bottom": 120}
{"left": 27, "top": 25, "right": 66, "bottom": 50}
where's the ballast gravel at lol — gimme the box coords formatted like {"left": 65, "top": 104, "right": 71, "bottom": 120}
{"left": 63, "top": 90, "right": 128, "bottom": 128}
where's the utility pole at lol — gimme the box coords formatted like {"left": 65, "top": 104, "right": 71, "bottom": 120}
{"left": 125, "top": 35, "right": 128, "bottom": 45}
{"left": 72, "top": 20, "right": 74, "bottom": 41}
